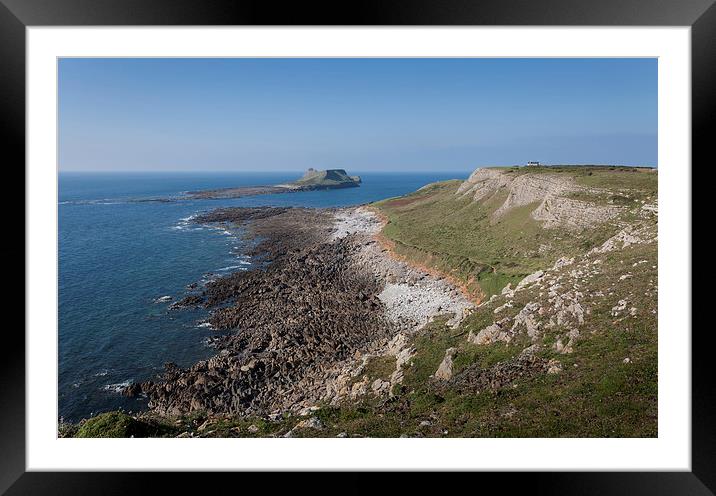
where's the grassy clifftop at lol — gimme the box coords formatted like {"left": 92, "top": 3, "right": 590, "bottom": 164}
{"left": 354, "top": 165, "right": 658, "bottom": 437}
{"left": 373, "top": 166, "right": 657, "bottom": 299}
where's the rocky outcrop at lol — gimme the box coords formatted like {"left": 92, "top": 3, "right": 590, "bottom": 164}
{"left": 187, "top": 169, "right": 360, "bottom": 200}
{"left": 435, "top": 348, "right": 457, "bottom": 380}
{"left": 515, "top": 270, "right": 545, "bottom": 291}
{"left": 456, "top": 167, "right": 512, "bottom": 200}
{"left": 450, "top": 344, "right": 549, "bottom": 393}
{"left": 288, "top": 168, "right": 361, "bottom": 189}
{"left": 588, "top": 224, "right": 655, "bottom": 254}
{"left": 137, "top": 206, "right": 474, "bottom": 417}
{"left": 138, "top": 208, "right": 393, "bottom": 417}
{"left": 467, "top": 318, "right": 510, "bottom": 345}
{"left": 510, "top": 302, "right": 542, "bottom": 341}
{"left": 531, "top": 196, "right": 620, "bottom": 230}
{"left": 462, "top": 195, "right": 657, "bottom": 362}
{"left": 456, "top": 168, "right": 620, "bottom": 230}
{"left": 493, "top": 174, "right": 576, "bottom": 219}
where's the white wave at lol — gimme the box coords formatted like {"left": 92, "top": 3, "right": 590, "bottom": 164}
{"left": 216, "top": 264, "right": 250, "bottom": 272}
{"left": 170, "top": 225, "right": 205, "bottom": 232}
{"left": 171, "top": 212, "right": 201, "bottom": 231}
{"left": 205, "top": 224, "right": 238, "bottom": 238}
{"left": 200, "top": 275, "right": 219, "bottom": 285}
{"left": 94, "top": 370, "right": 109, "bottom": 377}
{"left": 59, "top": 199, "right": 122, "bottom": 206}
{"left": 102, "top": 380, "right": 133, "bottom": 394}
{"left": 196, "top": 322, "right": 213, "bottom": 329}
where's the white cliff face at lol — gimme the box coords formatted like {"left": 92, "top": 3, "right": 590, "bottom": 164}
{"left": 493, "top": 174, "right": 576, "bottom": 219}
{"left": 532, "top": 196, "right": 621, "bottom": 230}
{"left": 456, "top": 168, "right": 620, "bottom": 230}
{"left": 456, "top": 168, "right": 512, "bottom": 200}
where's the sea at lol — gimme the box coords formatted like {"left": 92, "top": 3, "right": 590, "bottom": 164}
{"left": 58, "top": 171, "right": 467, "bottom": 422}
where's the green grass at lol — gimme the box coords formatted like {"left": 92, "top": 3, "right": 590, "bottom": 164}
{"left": 373, "top": 166, "right": 657, "bottom": 298}
{"left": 68, "top": 265, "right": 656, "bottom": 438}
{"left": 355, "top": 166, "right": 658, "bottom": 437}
{"left": 65, "top": 410, "right": 297, "bottom": 439}
{"left": 74, "top": 412, "right": 166, "bottom": 438}
{"left": 363, "top": 354, "right": 397, "bottom": 380}
{"left": 304, "top": 289, "right": 656, "bottom": 438}
{"left": 65, "top": 166, "right": 657, "bottom": 439}
{"left": 572, "top": 167, "right": 657, "bottom": 196}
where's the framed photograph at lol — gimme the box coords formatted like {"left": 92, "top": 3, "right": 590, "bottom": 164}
{"left": 5, "top": 0, "right": 708, "bottom": 491}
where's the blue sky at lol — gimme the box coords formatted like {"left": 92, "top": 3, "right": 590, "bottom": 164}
{"left": 59, "top": 58, "right": 657, "bottom": 172}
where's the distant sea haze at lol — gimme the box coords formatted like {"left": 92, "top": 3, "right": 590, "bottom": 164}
{"left": 58, "top": 170, "right": 463, "bottom": 421}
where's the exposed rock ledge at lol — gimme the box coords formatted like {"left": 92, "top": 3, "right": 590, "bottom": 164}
{"left": 333, "top": 207, "right": 474, "bottom": 332}
{"left": 324, "top": 207, "right": 475, "bottom": 405}
{"left": 133, "top": 206, "right": 474, "bottom": 417}
{"left": 456, "top": 168, "right": 620, "bottom": 229}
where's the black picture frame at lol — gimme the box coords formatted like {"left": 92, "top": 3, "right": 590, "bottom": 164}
{"left": 3, "top": 0, "right": 708, "bottom": 492}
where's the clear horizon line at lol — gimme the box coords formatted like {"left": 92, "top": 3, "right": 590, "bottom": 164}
{"left": 57, "top": 168, "right": 482, "bottom": 174}
{"left": 58, "top": 163, "right": 657, "bottom": 173}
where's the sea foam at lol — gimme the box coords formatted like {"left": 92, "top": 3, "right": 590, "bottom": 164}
{"left": 102, "top": 380, "right": 133, "bottom": 394}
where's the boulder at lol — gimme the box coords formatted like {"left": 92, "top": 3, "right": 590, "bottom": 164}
{"left": 435, "top": 348, "right": 457, "bottom": 381}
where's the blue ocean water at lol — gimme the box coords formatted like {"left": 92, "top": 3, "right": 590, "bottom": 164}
{"left": 58, "top": 171, "right": 467, "bottom": 421}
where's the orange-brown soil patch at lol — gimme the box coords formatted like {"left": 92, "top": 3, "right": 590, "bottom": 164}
{"left": 365, "top": 206, "right": 484, "bottom": 305}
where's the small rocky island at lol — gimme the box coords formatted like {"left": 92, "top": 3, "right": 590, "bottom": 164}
{"left": 187, "top": 168, "right": 361, "bottom": 199}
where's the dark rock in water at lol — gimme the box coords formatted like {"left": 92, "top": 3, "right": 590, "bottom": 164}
{"left": 140, "top": 206, "right": 394, "bottom": 418}
{"left": 131, "top": 197, "right": 178, "bottom": 203}
{"left": 186, "top": 186, "right": 288, "bottom": 200}
{"left": 194, "top": 206, "right": 291, "bottom": 224}
{"left": 170, "top": 294, "right": 203, "bottom": 309}
{"left": 123, "top": 383, "right": 142, "bottom": 398}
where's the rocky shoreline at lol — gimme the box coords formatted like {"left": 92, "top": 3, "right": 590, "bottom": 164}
{"left": 129, "top": 205, "right": 474, "bottom": 418}
{"left": 63, "top": 167, "right": 657, "bottom": 438}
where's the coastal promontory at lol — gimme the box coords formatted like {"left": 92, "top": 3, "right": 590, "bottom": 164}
{"left": 62, "top": 166, "right": 658, "bottom": 439}
{"left": 187, "top": 168, "right": 361, "bottom": 199}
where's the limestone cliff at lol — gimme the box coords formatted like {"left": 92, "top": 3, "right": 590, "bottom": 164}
{"left": 457, "top": 167, "right": 622, "bottom": 230}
